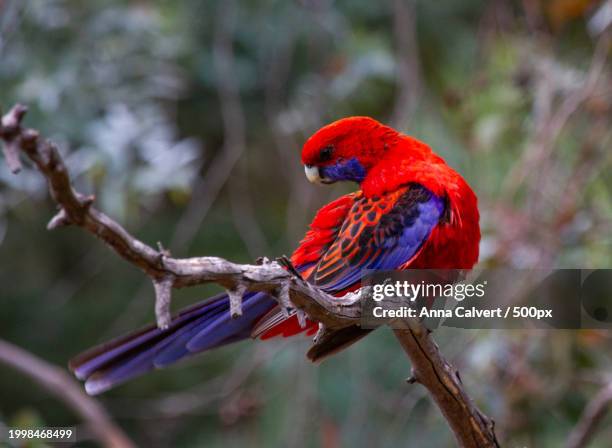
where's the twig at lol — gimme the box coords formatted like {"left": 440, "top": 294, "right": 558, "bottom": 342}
{"left": 1, "top": 103, "right": 500, "bottom": 447}
{"left": 0, "top": 338, "right": 134, "bottom": 448}
{"left": 566, "top": 382, "right": 612, "bottom": 448}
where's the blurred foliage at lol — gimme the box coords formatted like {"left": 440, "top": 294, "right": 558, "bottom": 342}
{"left": 1, "top": 0, "right": 611, "bottom": 447}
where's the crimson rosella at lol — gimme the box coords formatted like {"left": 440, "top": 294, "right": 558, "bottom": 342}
{"left": 70, "top": 117, "right": 480, "bottom": 394}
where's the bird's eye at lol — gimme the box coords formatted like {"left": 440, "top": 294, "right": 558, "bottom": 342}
{"left": 319, "top": 146, "right": 334, "bottom": 162}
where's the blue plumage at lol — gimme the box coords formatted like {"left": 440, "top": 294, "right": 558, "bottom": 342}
{"left": 72, "top": 292, "right": 276, "bottom": 394}
{"left": 320, "top": 157, "right": 367, "bottom": 183}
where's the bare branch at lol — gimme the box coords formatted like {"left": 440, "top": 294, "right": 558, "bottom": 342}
{"left": 566, "top": 382, "right": 612, "bottom": 448}
{"left": 394, "top": 324, "right": 500, "bottom": 447}
{"left": 0, "top": 103, "right": 499, "bottom": 447}
{"left": 0, "top": 338, "right": 134, "bottom": 448}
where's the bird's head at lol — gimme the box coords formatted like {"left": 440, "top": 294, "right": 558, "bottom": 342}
{"left": 301, "top": 116, "right": 400, "bottom": 185}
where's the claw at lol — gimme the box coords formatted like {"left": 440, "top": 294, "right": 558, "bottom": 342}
{"left": 277, "top": 255, "right": 304, "bottom": 280}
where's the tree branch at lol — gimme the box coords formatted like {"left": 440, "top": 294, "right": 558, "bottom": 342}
{"left": 1, "top": 103, "right": 499, "bottom": 447}
{"left": 0, "top": 338, "right": 134, "bottom": 448}
{"left": 566, "top": 382, "right": 612, "bottom": 448}
{"left": 394, "top": 323, "right": 499, "bottom": 447}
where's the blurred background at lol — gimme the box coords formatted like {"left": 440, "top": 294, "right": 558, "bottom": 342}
{"left": 1, "top": 0, "right": 611, "bottom": 446}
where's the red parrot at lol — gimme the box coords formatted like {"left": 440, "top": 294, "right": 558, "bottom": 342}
{"left": 70, "top": 117, "right": 480, "bottom": 394}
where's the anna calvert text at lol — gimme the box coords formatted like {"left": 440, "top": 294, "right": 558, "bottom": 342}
{"left": 371, "top": 306, "right": 503, "bottom": 319}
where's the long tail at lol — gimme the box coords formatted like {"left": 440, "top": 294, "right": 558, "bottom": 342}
{"left": 69, "top": 292, "right": 276, "bottom": 395}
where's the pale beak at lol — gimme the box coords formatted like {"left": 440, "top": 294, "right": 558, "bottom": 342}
{"left": 304, "top": 165, "right": 321, "bottom": 184}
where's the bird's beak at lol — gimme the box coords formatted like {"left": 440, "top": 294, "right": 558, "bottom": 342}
{"left": 304, "top": 165, "right": 321, "bottom": 184}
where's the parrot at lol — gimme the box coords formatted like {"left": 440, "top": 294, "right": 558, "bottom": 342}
{"left": 69, "top": 116, "right": 480, "bottom": 395}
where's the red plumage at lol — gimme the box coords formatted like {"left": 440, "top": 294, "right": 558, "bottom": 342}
{"left": 257, "top": 116, "right": 480, "bottom": 342}
{"left": 300, "top": 116, "right": 479, "bottom": 270}
{"left": 70, "top": 116, "right": 481, "bottom": 393}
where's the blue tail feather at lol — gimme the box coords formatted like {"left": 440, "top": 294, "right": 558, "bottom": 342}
{"left": 69, "top": 292, "right": 276, "bottom": 394}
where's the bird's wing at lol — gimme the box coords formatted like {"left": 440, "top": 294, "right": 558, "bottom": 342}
{"left": 308, "top": 183, "right": 446, "bottom": 292}
{"left": 253, "top": 184, "right": 446, "bottom": 340}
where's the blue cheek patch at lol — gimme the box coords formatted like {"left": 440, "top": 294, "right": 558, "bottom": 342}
{"left": 320, "top": 157, "right": 366, "bottom": 183}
